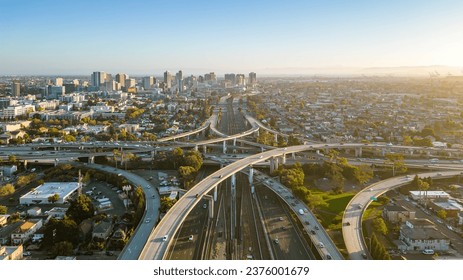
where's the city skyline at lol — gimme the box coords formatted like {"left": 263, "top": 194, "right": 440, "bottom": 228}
{"left": 1, "top": 0, "right": 463, "bottom": 75}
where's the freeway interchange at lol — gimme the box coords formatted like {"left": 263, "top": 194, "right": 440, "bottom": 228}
{"left": 2, "top": 103, "right": 463, "bottom": 260}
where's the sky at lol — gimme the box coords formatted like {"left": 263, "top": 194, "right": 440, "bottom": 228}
{"left": 1, "top": 0, "right": 463, "bottom": 75}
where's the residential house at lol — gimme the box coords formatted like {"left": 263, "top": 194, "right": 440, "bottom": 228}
{"left": 92, "top": 220, "right": 113, "bottom": 240}
{"left": 399, "top": 219, "right": 450, "bottom": 252}
{"left": 11, "top": 219, "right": 43, "bottom": 245}
{"left": 383, "top": 205, "right": 415, "bottom": 223}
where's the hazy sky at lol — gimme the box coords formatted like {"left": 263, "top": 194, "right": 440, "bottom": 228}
{"left": 1, "top": 0, "right": 463, "bottom": 75}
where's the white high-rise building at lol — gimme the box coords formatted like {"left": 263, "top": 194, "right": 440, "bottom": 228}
{"left": 143, "top": 76, "right": 154, "bottom": 90}
{"left": 91, "top": 71, "right": 106, "bottom": 87}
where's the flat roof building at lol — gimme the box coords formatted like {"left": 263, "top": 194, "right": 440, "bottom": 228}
{"left": 20, "top": 182, "right": 80, "bottom": 205}
{"left": 409, "top": 190, "right": 450, "bottom": 201}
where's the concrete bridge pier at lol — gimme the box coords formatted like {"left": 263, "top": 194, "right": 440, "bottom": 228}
{"left": 54, "top": 158, "right": 58, "bottom": 167}
{"left": 23, "top": 160, "right": 27, "bottom": 170}
{"left": 248, "top": 167, "right": 254, "bottom": 185}
{"left": 274, "top": 133, "right": 278, "bottom": 143}
{"left": 88, "top": 156, "right": 94, "bottom": 164}
{"left": 355, "top": 147, "right": 363, "bottom": 157}
{"left": 203, "top": 145, "right": 207, "bottom": 154}
{"left": 282, "top": 154, "right": 286, "bottom": 165}
{"left": 222, "top": 141, "right": 227, "bottom": 154}
{"left": 194, "top": 145, "right": 198, "bottom": 152}
{"left": 213, "top": 185, "right": 218, "bottom": 201}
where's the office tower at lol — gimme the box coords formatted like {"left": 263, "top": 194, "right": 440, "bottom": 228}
{"left": 198, "top": 75, "right": 204, "bottom": 83}
{"left": 224, "top": 73, "right": 236, "bottom": 84}
{"left": 204, "top": 72, "right": 217, "bottom": 82}
{"left": 235, "top": 74, "right": 246, "bottom": 86}
{"left": 176, "top": 70, "right": 183, "bottom": 93}
{"left": 125, "top": 78, "right": 136, "bottom": 89}
{"left": 12, "top": 81, "right": 20, "bottom": 97}
{"left": 115, "top": 73, "right": 128, "bottom": 88}
{"left": 54, "top": 77, "right": 63, "bottom": 86}
{"left": 249, "top": 72, "right": 257, "bottom": 85}
{"left": 91, "top": 71, "right": 106, "bottom": 87}
{"left": 143, "top": 76, "right": 154, "bottom": 90}
{"left": 164, "top": 71, "right": 172, "bottom": 88}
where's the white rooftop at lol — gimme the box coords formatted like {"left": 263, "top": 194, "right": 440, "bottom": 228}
{"left": 21, "top": 182, "right": 79, "bottom": 201}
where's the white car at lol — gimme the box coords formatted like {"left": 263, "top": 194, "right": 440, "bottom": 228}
{"left": 162, "top": 235, "right": 168, "bottom": 241}
{"left": 318, "top": 242, "right": 325, "bottom": 248}
{"left": 188, "top": 235, "right": 194, "bottom": 241}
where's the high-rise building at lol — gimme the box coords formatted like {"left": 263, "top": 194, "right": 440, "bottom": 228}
{"left": 235, "top": 74, "right": 246, "bottom": 86}
{"left": 125, "top": 78, "right": 136, "bottom": 89}
{"left": 176, "top": 70, "right": 183, "bottom": 92}
{"left": 91, "top": 71, "right": 106, "bottom": 87}
{"left": 164, "top": 71, "right": 172, "bottom": 88}
{"left": 12, "top": 81, "right": 20, "bottom": 97}
{"left": 115, "top": 73, "right": 128, "bottom": 88}
{"left": 224, "top": 73, "right": 236, "bottom": 85}
{"left": 249, "top": 72, "right": 257, "bottom": 85}
{"left": 204, "top": 72, "right": 217, "bottom": 82}
{"left": 54, "top": 77, "right": 63, "bottom": 86}
{"left": 143, "top": 76, "right": 154, "bottom": 90}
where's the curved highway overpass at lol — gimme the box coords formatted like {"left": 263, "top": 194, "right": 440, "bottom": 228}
{"left": 137, "top": 142, "right": 463, "bottom": 260}
{"left": 342, "top": 170, "right": 463, "bottom": 260}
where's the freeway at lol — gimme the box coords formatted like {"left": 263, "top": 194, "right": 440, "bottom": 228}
{"left": 250, "top": 169, "right": 339, "bottom": 259}
{"left": 137, "top": 142, "right": 463, "bottom": 260}
{"left": 342, "top": 170, "right": 463, "bottom": 260}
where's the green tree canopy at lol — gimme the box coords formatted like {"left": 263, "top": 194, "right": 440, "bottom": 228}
{"left": 66, "top": 194, "right": 95, "bottom": 224}
{"left": 0, "top": 184, "right": 15, "bottom": 197}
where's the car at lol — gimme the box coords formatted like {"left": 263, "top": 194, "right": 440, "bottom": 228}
{"left": 368, "top": 188, "right": 373, "bottom": 192}
{"left": 162, "top": 235, "right": 168, "bottom": 242}
{"left": 357, "top": 204, "right": 363, "bottom": 209}
{"left": 361, "top": 253, "right": 368, "bottom": 259}
{"left": 195, "top": 194, "right": 199, "bottom": 198}
{"left": 106, "top": 251, "right": 114, "bottom": 256}
{"left": 422, "top": 249, "right": 434, "bottom": 255}
{"left": 314, "top": 225, "right": 319, "bottom": 230}
{"left": 305, "top": 220, "right": 310, "bottom": 225}
{"left": 188, "top": 235, "right": 194, "bottom": 241}
{"left": 152, "top": 194, "right": 156, "bottom": 198}
{"left": 274, "top": 238, "right": 279, "bottom": 244}
{"left": 281, "top": 226, "right": 287, "bottom": 230}
{"left": 447, "top": 225, "right": 453, "bottom": 231}
{"left": 145, "top": 218, "right": 151, "bottom": 223}
{"left": 23, "top": 251, "right": 31, "bottom": 256}
{"left": 326, "top": 254, "right": 332, "bottom": 260}
{"left": 259, "top": 156, "right": 263, "bottom": 159}
{"left": 345, "top": 222, "right": 351, "bottom": 226}
{"left": 310, "top": 230, "right": 316, "bottom": 235}
{"left": 318, "top": 242, "right": 325, "bottom": 248}
{"left": 436, "top": 219, "right": 443, "bottom": 224}
{"left": 279, "top": 217, "right": 284, "bottom": 221}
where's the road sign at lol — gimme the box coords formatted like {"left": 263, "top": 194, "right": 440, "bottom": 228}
{"left": 370, "top": 196, "right": 377, "bottom": 201}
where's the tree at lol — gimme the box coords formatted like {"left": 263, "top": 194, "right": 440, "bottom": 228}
{"left": 287, "top": 135, "right": 301, "bottom": 146}
{"left": 0, "top": 205, "right": 7, "bottom": 214}
{"left": 172, "top": 147, "right": 184, "bottom": 168}
{"left": 43, "top": 218, "right": 79, "bottom": 247}
{"left": 178, "top": 166, "right": 196, "bottom": 188}
{"left": 0, "top": 184, "right": 15, "bottom": 197}
{"left": 437, "top": 209, "right": 447, "bottom": 220}
{"left": 353, "top": 165, "right": 373, "bottom": 185}
{"left": 48, "top": 193, "right": 60, "bottom": 203}
{"left": 63, "top": 134, "right": 76, "bottom": 142}
{"left": 52, "top": 241, "right": 74, "bottom": 256}
{"left": 385, "top": 153, "right": 407, "bottom": 175}
{"left": 8, "top": 155, "right": 17, "bottom": 164}
{"left": 160, "top": 197, "right": 176, "bottom": 213}
{"left": 66, "top": 194, "right": 95, "bottom": 224}
{"left": 373, "top": 217, "right": 388, "bottom": 235}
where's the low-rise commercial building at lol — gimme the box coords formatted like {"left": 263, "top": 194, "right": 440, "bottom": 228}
{"left": 11, "top": 219, "right": 43, "bottom": 245}
{"left": 0, "top": 245, "right": 23, "bottom": 260}
{"left": 383, "top": 205, "right": 415, "bottom": 223}
{"left": 20, "top": 182, "right": 80, "bottom": 205}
